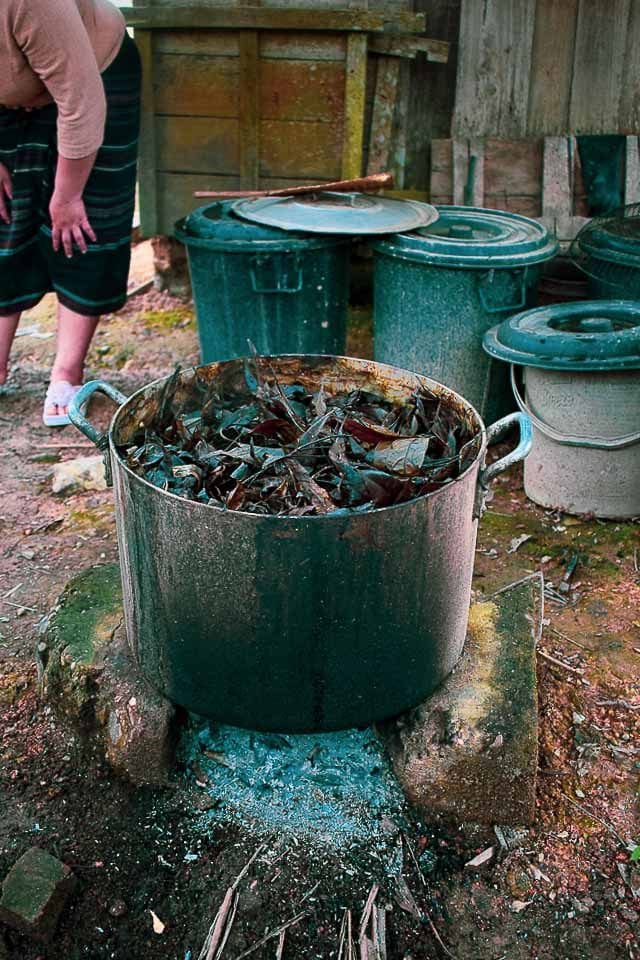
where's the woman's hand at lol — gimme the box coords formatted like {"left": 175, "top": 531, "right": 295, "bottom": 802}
{"left": 49, "top": 192, "right": 96, "bottom": 258}
{"left": 0, "top": 163, "right": 13, "bottom": 225}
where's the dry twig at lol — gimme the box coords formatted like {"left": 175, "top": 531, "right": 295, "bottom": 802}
{"left": 562, "top": 793, "right": 630, "bottom": 848}
{"left": 537, "top": 649, "right": 584, "bottom": 675}
{"left": 547, "top": 625, "right": 588, "bottom": 650}
{"left": 231, "top": 842, "right": 268, "bottom": 891}
{"left": 358, "top": 885, "right": 380, "bottom": 942}
{"left": 198, "top": 888, "right": 238, "bottom": 960}
{"left": 596, "top": 699, "right": 640, "bottom": 711}
{"left": 337, "top": 909, "right": 355, "bottom": 960}
{"left": 233, "top": 911, "right": 306, "bottom": 960}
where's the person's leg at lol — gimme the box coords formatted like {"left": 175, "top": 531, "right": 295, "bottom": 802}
{"left": 0, "top": 314, "right": 21, "bottom": 385}
{"left": 44, "top": 303, "right": 99, "bottom": 416}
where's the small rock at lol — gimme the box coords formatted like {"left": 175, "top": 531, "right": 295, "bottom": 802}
{"left": 0, "top": 847, "right": 77, "bottom": 942}
{"left": 109, "top": 899, "right": 127, "bottom": 918}
{"left": 572, "top": 898, "right": 590, "bottom": 915}
{"left": 51, "top": 456, "right": 106, "bottom": 496}
{"left": 21, "top": 550, "right": 36, "bottom": 561}
{"left": 620, "top": 907, "right": 639, "bottom": 923}
{"left": 465, "top": 846, "right": 495, "bottom": 870}
{"left": 418, "top": 849, "right": 438, "bottom": 876}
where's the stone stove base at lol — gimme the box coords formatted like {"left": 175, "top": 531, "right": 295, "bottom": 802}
{"left": 38, "top": 565, "right": 538, "bottom": 827}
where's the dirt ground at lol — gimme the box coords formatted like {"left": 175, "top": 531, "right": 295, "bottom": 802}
{"left": 0, "top": 248, "right": 638, "bottom": 959}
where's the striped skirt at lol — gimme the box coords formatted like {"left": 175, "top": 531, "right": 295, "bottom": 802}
{"left": 0, "top": 33, "right": 141, "bottom": 318}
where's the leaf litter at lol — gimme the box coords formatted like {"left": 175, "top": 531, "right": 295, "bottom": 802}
{"left": 119, "top": 361, "right": 481, "bottom": 515}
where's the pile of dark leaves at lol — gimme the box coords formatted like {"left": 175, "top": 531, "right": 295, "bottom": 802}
{"left": 119, "top": 364, "right": 481, "bottom": 515}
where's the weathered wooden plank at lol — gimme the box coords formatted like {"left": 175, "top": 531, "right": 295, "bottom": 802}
{"left": 153, "top": 54, "right": 345, "bottom": 123}
{"left": 156, "top": 116, "right": 241, "bottom": 174}
{"left": 430, "top": 138, "right": 453, "bottom": 202}
{"left": 569, "top": 0, "right": 630, "bottom": 134}
{"left": 484, "top": 196, "right": 540, "bottom": 217}
{"left": 390, "top": 61, "right": 411, "bottom": 189}
{"left": 154, "top": 31, "right": 239, "bottom": 57}
{"left": 484, "top": 139, "right": 543, "bottom": 198}
{"left": 368, "top": 35, "right": 449, "bottom": 61}
{"left": 239, "top": 31, "right": 260, "bottom": 189}
{"left": 466, "top": 139, "right": 484, "bottom": 206}
{"left": 542, "top": 136, "right": 573, "bottom": 236}
{"left": 431, "top": 137, "right": 544, "bottom": 213}
{"left": 619, "top": 1, "right": 640, "bottom": 134}
{"left": 527, "top": 0, "right": 579, "bottom": 134}
{"left": 146, "top": 0, "right": 366, "bottom": 6}
{"left": 261, "top": 33, "right": 346, "bottom": 61}
{"left": 123, "top": 7, "right": 425, "bottom": 34}
{"left": 157, "top": 172, "right": 241, "bottom": 233}
{"left": 135, "top": 30, "right": 158, "bottom": 237}
{"left": 452, "top": 139, "right": 467, "bottom": 204}
{"left": 366, "top": 58, "right": 400, "bottom": 175}
{"left": 341, "top": 33, "right": 368, "bottom": 178}
{"left": 453, "top": 0, "right": 536, "bottom": 138}
{"left": 154, "top": 55, "right": 239, "bottom": 117}
{"left": 408, "top": 0, "right": 460, "bottom": 192}
{"left": 261, "top": 121, "right": 342, "bottom": 178}
{"left": 260, "top": 61, "right": 346, "bottom": 122}
{"left": 625, "top": 136, "right": 640, "bottom": 204}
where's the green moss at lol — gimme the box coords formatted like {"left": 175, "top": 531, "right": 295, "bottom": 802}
{"left": 66, "top": 504, "right": 115, "bottom": 533}
{"left": 49, "top": 564, "right": 122, "bottom": 668}
{"left": 142, "top": 308, "right": 195, "bottom": 331}
{"left": 113, "top": 343, "right": 135, "bottom": 369}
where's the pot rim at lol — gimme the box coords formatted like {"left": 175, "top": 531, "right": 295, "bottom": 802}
{"left": 106, "top": 356, "right": 488, "bottom": 521}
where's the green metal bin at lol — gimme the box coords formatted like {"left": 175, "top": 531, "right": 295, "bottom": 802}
{"left": 373, "top": 206, "right": 559, "bottom": 423}
{"left": 175, "top": 201, "right": 351, "bottom": 363}
{"left": 572, "top": 214, "right": 640, "bottom": 299}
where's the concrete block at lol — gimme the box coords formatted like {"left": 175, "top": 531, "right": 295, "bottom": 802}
{"left": 0, "top": 847, "right": 77, "bottom": 942}
{"left": 379, "top": 578, "right": 539, "bottom": 826}
{"left": 38, "top": 565, "right": 177, "bottom": 787}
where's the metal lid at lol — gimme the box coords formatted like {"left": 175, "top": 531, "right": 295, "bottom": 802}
{"left": 574, "top": 213, "right": 640, "bottom": 268}
{"left": 483, "top": 300, "right": 640, "bottom": 371}
{"left": 373, "top": 206, "right": 559, "bottom": 268}
{"left": 174, "top": 200, "right": 344, "bottom": 252}
{"left": 232, "top": 192, "right": 438, "bottom": 235}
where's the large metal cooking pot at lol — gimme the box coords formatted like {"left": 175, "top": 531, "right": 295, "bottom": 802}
{"left": 70, "top": 356, "right": 531, "bottom": 733}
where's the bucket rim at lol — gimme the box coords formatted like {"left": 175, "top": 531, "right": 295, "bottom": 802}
{"left": 372, "top": 205, "right": 559, "bottom": 269}
{"left": 107, "top": 354, "right": 487, "bottom": 521}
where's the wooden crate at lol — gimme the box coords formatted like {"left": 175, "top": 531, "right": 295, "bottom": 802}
{"left": 125, "top": 2, "right": 425, "bottom": 235}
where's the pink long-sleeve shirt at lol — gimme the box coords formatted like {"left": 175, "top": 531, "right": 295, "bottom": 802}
{"left": 0, "top": 0, "right": 126, "bottom": 159}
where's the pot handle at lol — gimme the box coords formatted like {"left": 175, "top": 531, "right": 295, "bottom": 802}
{"left": 68, "top": 380, "right": 128, "bottom": 487}
{"left": 473, "top": 412, "right": 533, "bottom": 518}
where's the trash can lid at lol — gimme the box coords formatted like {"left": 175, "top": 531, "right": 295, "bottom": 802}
{"left": 232, "top": 192, "right": 438, "bottom": 235}
{"left": 483, "top": 299, "right": 640, "bottom": 370}
{"left": 174, "top": 200, "right": 345, "bottom": 252}
{"left": 573, "top": 213, "right": 640, "bottom": 268}
{"left": 373, "top": 206, "right": 559, "bottom": 268}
